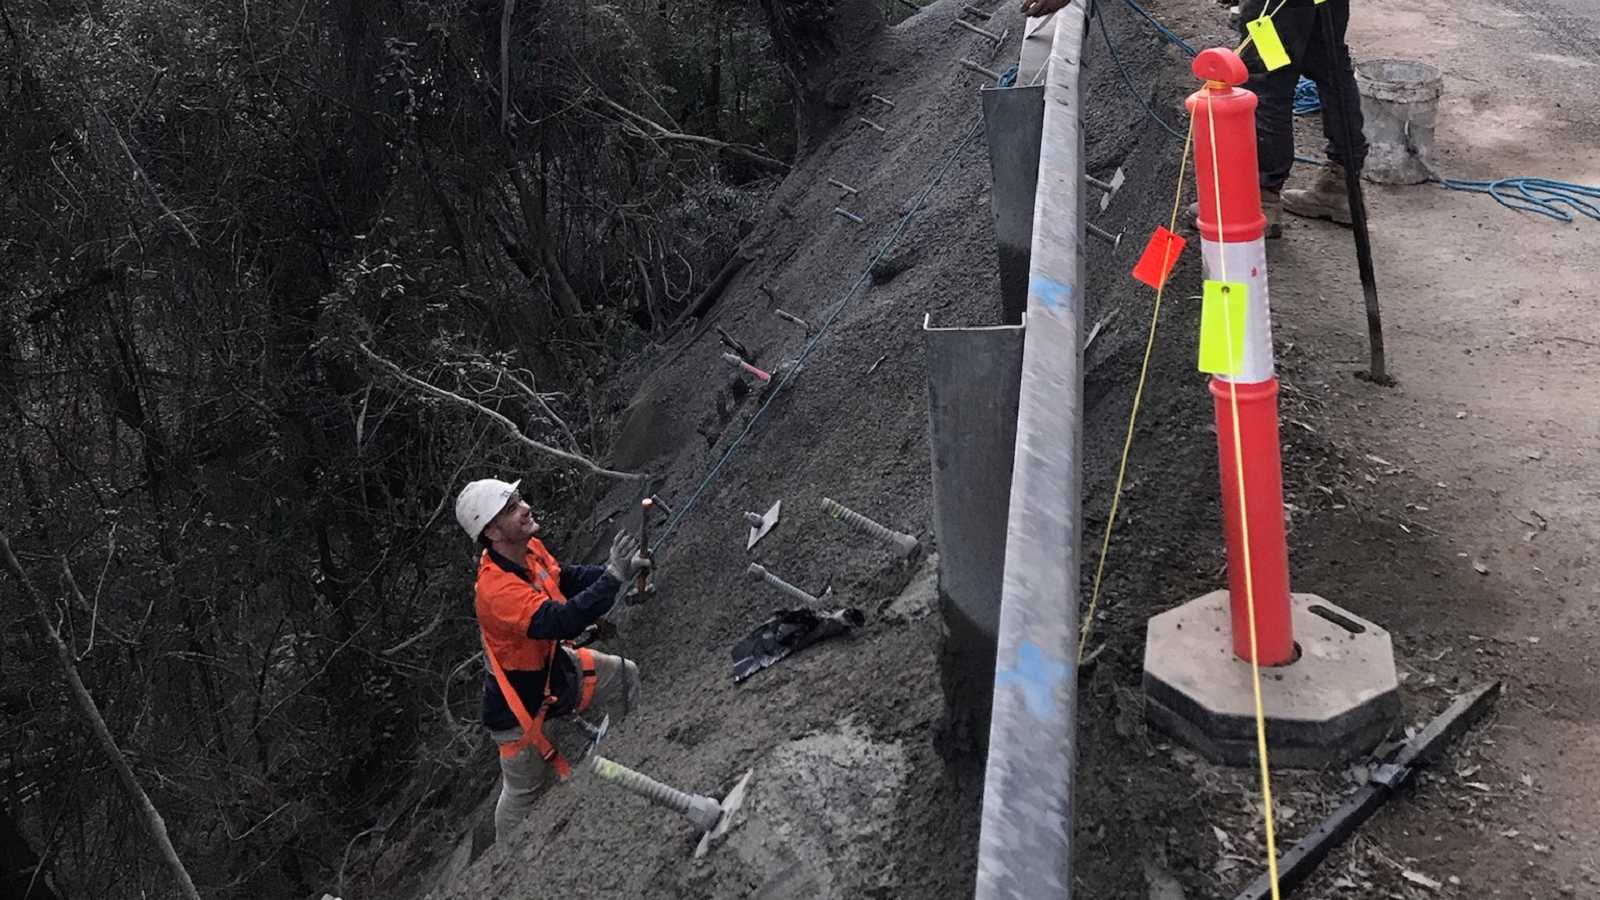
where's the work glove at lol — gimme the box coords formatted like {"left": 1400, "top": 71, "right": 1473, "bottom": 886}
{"left": 605, "top": 531, "right": 652, "bottom": 581}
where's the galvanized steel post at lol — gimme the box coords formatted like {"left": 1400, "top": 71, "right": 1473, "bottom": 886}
{"left": 975, "top": 6, "right": 1087, "bottom": 898}
{"left": 924, "top": 315, "right": 1024, "bottom": 754}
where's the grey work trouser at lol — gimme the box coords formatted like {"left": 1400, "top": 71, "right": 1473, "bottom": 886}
{"left": 488, "top": 649, "right": 638, "bottom": 842}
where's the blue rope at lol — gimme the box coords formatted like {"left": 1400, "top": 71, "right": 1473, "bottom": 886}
{"left": 1093, "top": 0, "right": 1186, "bottom": 140}
{"left": 1294, "top": 76, "right": 1321, "bottom": 116}
{"left": 999, "top": 64, "right": 1019, "bottom": 87}
{"left": 1119, "top": 0, "right": 1197, "bottom": 57}
{"left": 1435, "top": 176, "right": 1600, "bottom": 224}
{"left": 649, "top": 116, "right": 988, "bottom": 553}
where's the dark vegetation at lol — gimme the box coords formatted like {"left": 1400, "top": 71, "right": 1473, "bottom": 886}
{"left": 0, "top": 0, "right": 891, "bottom": 896}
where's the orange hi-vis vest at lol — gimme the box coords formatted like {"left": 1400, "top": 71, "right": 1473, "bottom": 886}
{"left": 476, "top": 539, "right": 599, "bottom": 778}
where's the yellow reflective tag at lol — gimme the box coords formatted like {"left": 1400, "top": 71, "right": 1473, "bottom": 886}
{"left": 1199, "top": 280, "right": 1248, "bottom": 376}
{"left": 1247, "top": 17, "right": 1292, "bottom": 71}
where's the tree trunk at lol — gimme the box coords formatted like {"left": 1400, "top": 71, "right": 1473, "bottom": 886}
{"left": 756, "top": 0, "right": 886, "bottom": 153}
{"left": 0, "top": 533, "right": 204, "bottom": 900}
{"left": 511, "top": 164, "right": 584, "bottom": 321}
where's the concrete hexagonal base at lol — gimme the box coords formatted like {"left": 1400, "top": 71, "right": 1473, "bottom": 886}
{"left": 1143, "top": 592, "right": 1401, "bottom": 769}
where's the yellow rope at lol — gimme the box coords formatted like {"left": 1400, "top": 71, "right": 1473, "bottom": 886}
{"left": 1205, "top": 91, "right": 1282, "bottom": 900}
{"left": 1077, "top": 116, "right": 1195, "bottom": 664}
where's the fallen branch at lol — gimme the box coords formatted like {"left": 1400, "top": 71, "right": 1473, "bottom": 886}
{"left": 0, "top": 531, "right": 204, "bottom": 900}
{"left": 595, "top": 96, "right": 790, "bottom": 172}
{"left": 357, "top": 344, "right": 645, "bottom": 482}
{"left": 668, "top": 250, "right": 752, "bottom": 332}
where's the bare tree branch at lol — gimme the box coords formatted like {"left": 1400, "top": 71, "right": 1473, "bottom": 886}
{"left": 594, "top": 95, "right": 790, "bottom": 171}
{"left": 357, "top": 343, "right": 645, "bottom": 482}
{"left": 0, "top": 531, "right": 205, "bottom": 900}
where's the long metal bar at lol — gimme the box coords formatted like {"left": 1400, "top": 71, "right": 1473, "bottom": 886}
{"left": 975, "top": 6, "right": 1088, "bottom": 898}
{"left": 1233, "top": 682, "right": 1501, "bottom": 900}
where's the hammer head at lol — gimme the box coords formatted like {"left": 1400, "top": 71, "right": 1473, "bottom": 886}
{"left": 692, "top": 769, "right": 755, "bottom": 859}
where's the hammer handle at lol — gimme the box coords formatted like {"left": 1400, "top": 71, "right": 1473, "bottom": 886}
{"left": 636, "top": 498, "right": 653, "bottom": 594}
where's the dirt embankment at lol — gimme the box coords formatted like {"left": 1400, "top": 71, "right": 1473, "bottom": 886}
{"left": 367, "top": 0, "right": 1593, "bottom": 897}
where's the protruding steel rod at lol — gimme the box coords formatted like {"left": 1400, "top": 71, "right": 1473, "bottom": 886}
{"left": 857, "top": 116, "right": 886, "bottom": 133}
{"left": 722, "top": 352, "right": 772, "bottom": 383}
{"left": 819, "top": 497, "right": 920, "bottom": 556}
{"left": 962, "top": 4, "right": 993, "bottom": 20}
{"left": 1086, "top": 221, "right": 1122, "bottom": 250}
{"left": 832, "top": 206, "right": 864, "bottom": 225}
{"left": 960, "top": 58, "right": 1002, "bottom": 81}
{"left": 775, "top": 309, "right": 811, "bottom": 331}
{"left": 1084, "top": 174, "right": 1116, "bottom": 194}
{"left": 869, "top": 94, "right": 897, "bottom": 108}
{"left": 827, "top": 177, "right": 860, "bottom": 195}
{"left": 953, "top": 18, "right": 1002, "bottom": 43}
{"left": 746, "top": 563, "right": 823, "bottom": 607}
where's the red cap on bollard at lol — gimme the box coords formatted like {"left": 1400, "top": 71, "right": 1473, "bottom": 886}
{"left": 1191, "top": 47, "right": 1249, "bottom": 87}
{"left": 1186, "top": 47, "right": 1266, "bottom": 243}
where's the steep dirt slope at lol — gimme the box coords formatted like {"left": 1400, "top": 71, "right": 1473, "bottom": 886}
{"left": 415, "top": 1, "right": 1220, "bottom": 897}
{"left": 408, "top": 0, "right": 1587, "bottom": 896}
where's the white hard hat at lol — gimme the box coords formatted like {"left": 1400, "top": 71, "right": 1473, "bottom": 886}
{"left": 455, "top": 478, "right": 521, "bottom": 541}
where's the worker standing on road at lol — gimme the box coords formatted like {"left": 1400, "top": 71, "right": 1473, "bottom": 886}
{"left": 1024, "top": 0, "right": 1367, "bottom": 239}
{"left": 1239, "top": 0, "right": 1367, "bottom": 235}
{"left": 455, "top": 477, "right": 649, "bottom": 842}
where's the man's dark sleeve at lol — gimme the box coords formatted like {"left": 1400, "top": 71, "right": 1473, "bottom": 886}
{"left": 527, "top": 570, "right": 621, "bottom": 640}
{"left": 559, "top": 564, "right": 608, "bottom": 598}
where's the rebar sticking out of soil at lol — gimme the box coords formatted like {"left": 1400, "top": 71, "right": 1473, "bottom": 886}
{"left": 961, "top": 4, "right": 992, "bottom": 20}
{"left": 1086, "top": 221, "right": 1122, "bottom": 251}
{"left": 952, "top": 19, "right": 1002, "bottom": 43}
{"left": 833, "top": 206, "right": 865, "bottom": 225}
{"left": 746, "top": 563, "right": 823, "bottom": 607}
{"left": 869, "top": 94, "right": 897, "bottom": 108}
{"left": 857, "top": 116, "right": 887, "bottom": 134}
{"left": 959, "top": 59, "right": 1002, "bottom": 81}
{"left": 827, "top": 177, "right": 860, "bottom": 196}
{"left": 775, "top": 309, "right": 812, "bottom": 331}
{"left": 722, "top": 352, "right": 772, "bottom": 383}
{"left": 819, "top": 497, "right": 920, "bottom": 556}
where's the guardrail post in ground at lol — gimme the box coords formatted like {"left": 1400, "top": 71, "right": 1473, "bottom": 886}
{"left": 1142, "top": 48, "right": 1401, "bottom": 770}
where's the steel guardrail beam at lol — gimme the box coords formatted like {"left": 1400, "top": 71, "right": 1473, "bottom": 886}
{"left": 974, "top": 5, "right": 1088, "bottom": 898}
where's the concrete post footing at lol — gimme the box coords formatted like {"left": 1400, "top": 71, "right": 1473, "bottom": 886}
{"left": 1142, "top": 592, "right": 1402, "bottom": 769}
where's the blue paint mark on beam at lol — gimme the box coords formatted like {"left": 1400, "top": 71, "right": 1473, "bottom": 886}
{"left": 993, "top": 640, "right": 1067, "bottom": 719}
{"left": 1029, "top": 274, "right": 1073, "bottom": 315}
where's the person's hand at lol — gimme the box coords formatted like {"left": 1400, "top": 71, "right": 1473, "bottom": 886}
{"left": 1021, "top": 0, "right": 1071, "bottom": 17}
{"left": 605, "top": 531, "right": 643, "bottom": 581}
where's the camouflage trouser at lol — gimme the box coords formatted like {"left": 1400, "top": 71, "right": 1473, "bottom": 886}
{"left": 488, "top": 649, "right": 638, "bottom": 842}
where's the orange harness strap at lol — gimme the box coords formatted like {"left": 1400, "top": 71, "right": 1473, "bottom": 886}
{"left": 573, "top": 646, "right": 599, "bottom": 713}
{"left": 483, "top": 642, "right": 601, "bottom": 780}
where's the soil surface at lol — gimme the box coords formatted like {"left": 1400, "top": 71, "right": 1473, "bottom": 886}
{"left": 362, "top": 0, "right": 1600, "bottom": 898}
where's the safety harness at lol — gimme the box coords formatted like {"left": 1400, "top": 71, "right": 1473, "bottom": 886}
{"left": 480, "top": 546, "right": 599, "bottom": 780}
{"left": 484, "top": 640, "right": 596, "bottom": 779}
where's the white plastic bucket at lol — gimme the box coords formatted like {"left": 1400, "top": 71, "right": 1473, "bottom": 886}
{"left": 1356, "top": 59, "right": 1443, "bottom": 185}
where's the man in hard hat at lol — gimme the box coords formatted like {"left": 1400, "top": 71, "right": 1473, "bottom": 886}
{"left": 455, "top": 477, "right": 650, "bottom": 841}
